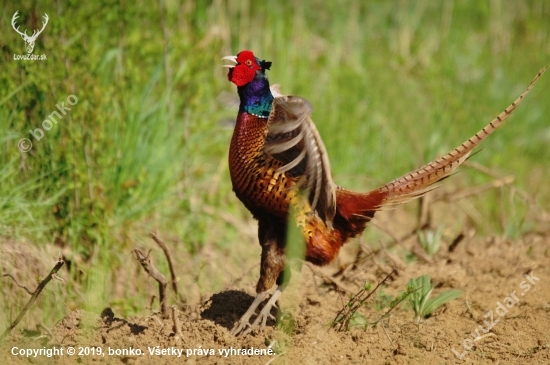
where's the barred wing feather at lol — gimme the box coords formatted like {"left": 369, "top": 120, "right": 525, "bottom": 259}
{"left": 264, "top": 96, "right": 336, "bottom": 222}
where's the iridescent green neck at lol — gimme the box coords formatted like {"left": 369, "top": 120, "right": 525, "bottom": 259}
{"left": 238, "top": 72, "right": 273, "bottom": 118}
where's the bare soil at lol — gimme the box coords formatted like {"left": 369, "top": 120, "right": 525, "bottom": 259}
{"left": 2, "top": 211, "right": 550, "bottom": 365}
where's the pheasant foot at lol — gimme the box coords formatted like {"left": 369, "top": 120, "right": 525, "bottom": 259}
{"left": 231, "top": 286, "right": 283, "bottom": 336}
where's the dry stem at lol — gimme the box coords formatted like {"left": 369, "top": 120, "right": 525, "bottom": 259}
{"left": 331, "top": 269, "right": 395, "bottom": 331}
{"left": 150, "top": 232, "right": 180, "bottom": 299}
{"left": 1, "top": 257, "right": 65, "bottom": 340}
{"left": 171, "top": 305, "right": 183, "bottom": 343}
{"left": 134, "top": 248, "right": 169, "bottom": 318}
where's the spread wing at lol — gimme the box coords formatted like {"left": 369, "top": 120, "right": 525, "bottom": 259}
{"left": 264, "top": 95, "right": 336, "bottom": 222}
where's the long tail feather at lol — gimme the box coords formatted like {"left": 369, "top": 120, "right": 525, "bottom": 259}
{"left": 371, "top": 67, "right": 547, "bottom": 207}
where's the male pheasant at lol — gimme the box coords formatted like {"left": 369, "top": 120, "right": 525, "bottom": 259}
{"left": 223, "top": 50, "right": 545, "bottom": 336}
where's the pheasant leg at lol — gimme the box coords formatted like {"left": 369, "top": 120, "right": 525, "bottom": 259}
{"left": 231, "top": 285, "right": 284, "bottom": 336}
{"left": 230, "top": 291, "right": 268, "bottom": 335}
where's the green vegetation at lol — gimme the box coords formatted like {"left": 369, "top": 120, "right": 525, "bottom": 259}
{"left": 407, "top": 275, "right": 463, "bottom": 322}
{"left": 418, "top": 225, "right": 444, "bottom": 256}
{"left": 332, "top": 272, "right": 414, "bottom": 331}
{"left": 1, "top": 0, "right": 549, "bottom": 331}
{"left": 332, "top": 273, "right": 463, "bottom": 331}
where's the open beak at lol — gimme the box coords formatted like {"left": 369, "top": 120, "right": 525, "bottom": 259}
{"left": 222, "top": 55, "right": 237, "bottom": 68}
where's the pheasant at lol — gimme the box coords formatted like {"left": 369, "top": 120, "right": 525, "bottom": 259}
{"left": 222, "top": 50, "right": 546, "bottom": 336}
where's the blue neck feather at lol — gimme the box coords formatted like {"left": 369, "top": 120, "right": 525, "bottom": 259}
{"left": 237, "top": 72, "right": 273, "bottom": 118}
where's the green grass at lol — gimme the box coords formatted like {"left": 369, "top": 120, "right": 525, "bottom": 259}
{"left": 418, "top": 225, "right": 444, "bottom": 256}
{"left": 1, "top": 0, "right": 549, "bottom": 330}
{"left": 407, "top": 275, "right": 463, "bottom": 323}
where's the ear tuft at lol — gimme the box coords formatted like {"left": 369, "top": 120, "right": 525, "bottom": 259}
{"left": 260, "top": 60, "right": 272, "bottom": 70}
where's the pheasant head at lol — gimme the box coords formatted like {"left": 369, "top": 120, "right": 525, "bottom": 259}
{"left": 223, "top": 50, "right": 272, "bottom": 86}
{"left": 223, "top": 50, "right": 274, "bottom": 117}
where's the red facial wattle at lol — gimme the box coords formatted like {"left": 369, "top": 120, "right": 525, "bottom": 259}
{"left": 224, "top": 50, "right": 262, "bottom": 87}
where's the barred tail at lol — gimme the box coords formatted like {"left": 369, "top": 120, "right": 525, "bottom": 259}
{"left": 372, "top": 66, "right": 547, "bottom": 207}
{"left": 334, "top": 67, "right": 546, "bottom": 238}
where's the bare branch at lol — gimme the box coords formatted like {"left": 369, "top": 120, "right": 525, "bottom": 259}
{"left": 36, "top": 322, "right": 53, "bottom": 338}
{"left": 171, "top": 305, "right": 183, "bottom": 344}
{"left": 1, "top": 257, "right": 65, "bottom": 340}
{"left": 438, "top": 176, "right": 515, "bottom": 202}
{"left": 305, "top": 262, "right": 355, "bottom": 295}
{"left": 134, "top": 248, "right": 169, "bottom": 318}
{"left": 2, "top": 273, "right": 33, "bottom": 295}
{"left": 331, "top": 269, "right": 395, "bottom": 331}
{"left": 150, "top": 232, "right": 180, "bottom": 299}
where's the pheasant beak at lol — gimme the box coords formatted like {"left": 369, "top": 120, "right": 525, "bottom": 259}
{"left": 222, "top": 55, "right": 237, "bottom": 68}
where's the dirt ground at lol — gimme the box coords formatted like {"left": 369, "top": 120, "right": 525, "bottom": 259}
{"left": 2, "top": 208, "right": 550, "bottom": 365}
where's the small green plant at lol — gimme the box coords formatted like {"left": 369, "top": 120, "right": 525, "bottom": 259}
{"left": 276, "top": 311, "right": 296, "bottom": 335}
{"left": 332, "top": 270, "right": 414, "bottom": 331}
{"left": 348, "top": 311, "right": 369, "bottom": 329}
{"left": 371, "top": 287, "right": 415, "bottom": 327}
{"left": 406, "top": 275, "right": 462, "bottom": 323}
{"left": 417, "top": 225, "right": 444, "bottom": 256}
{"left": 373, "top": 288, "right": 394, "bottom": 312}
{"left": 332, "top": 281, "right": 374, "bottom": 331}
{"left": 331, "top": 273, "right": 391, "bottom": 331}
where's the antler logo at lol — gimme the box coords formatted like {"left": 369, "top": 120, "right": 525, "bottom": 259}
{"left": 11, "top": 11, "right": 49, "bottom": 54}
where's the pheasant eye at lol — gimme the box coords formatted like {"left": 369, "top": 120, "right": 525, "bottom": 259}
{"left": 245, "top": 60, "right": 252, "bottom": 66}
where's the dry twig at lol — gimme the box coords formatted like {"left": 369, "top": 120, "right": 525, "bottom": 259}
{"left": 448, "top": 232, "right": 465, "bottom": 253}
{"left": 150, "top": 232, "right": 180, "bottom": 299}
{"left": 438, "top": 176, "right": 515, "bottom": 202}
{"left": 370, "top": 221, "right": 432, "bottom": 264}
{"left": 134, "top": 248, "right": 169, "bottom": 318}
{"left": 36, "top": 322, "right": 53, "bottom": 339}
{"left": 381, "top": 324, "right": 396, "bottom": 349}
{"left": 227, "top": 264, "right": 257, "bottom": 289}
{"left": 2, "top": 273, "right": 33, "bottom": 295}
{"left": 305, "top": 262, "right": 356, "bottom": 295}
{"left": 171, "top": 305, "right": 183, "bottom": 344}
{"left": 1, "top": 257, "right": 65, "bottom": 340}
{"left": 331, "top": 269, "right": 396, "bottom": 331}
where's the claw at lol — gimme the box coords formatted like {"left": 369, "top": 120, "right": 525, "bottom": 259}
{"left": 231, "top": 286, "right": 284, "bottom": 336}
{"left": 231, "top": 291, "right": 267, "bottom": 336}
